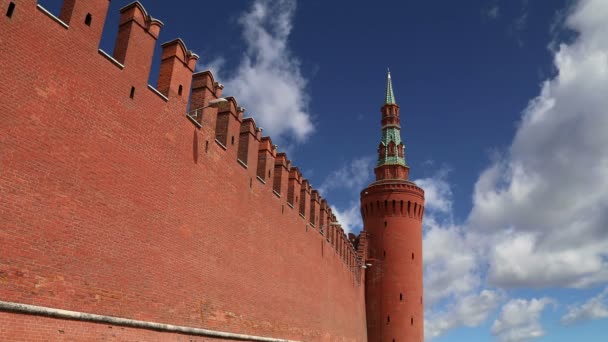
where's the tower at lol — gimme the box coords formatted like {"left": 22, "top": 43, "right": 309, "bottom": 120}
{"left": 361, "top": 71, "right": 425, "bottom": 342}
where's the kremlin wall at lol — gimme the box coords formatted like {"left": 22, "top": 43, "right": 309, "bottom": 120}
{"left": 0, "top": 1, "right": 425, "bottom": 341}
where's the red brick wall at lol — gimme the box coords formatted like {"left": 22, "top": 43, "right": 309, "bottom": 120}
{"left": 0, "top": 312, "right": 235, "bottom": 342}
{"left": 0, "top": 1, "right": 367, "bottom": 341}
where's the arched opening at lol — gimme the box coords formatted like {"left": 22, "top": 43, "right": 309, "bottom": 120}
{"left": 84, "top": 13, "right": 92, "bottom": 26}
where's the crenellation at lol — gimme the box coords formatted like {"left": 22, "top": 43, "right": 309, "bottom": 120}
{"left": 37, "top": 3, "right": 69, "bottom": 29}
{"left": 273, "top": 153, "right": 290, "bottom": 196}
{"left": 287, "top": 167, "right": 302, "bottom": 207}
{"left": 256, "top": 136, "right": 275, "bottom": 183}
{"left": 309, "top": 190, "right": 320, "bottom": 228}
{"left": 59, "top": 0, "right": 110, "bottom": 45}
{"left": 157, "top": 38, "right": 198, "bottom": 106}
{"left": 190, "top": 71, "right": 220, "bottom": 129}
{"left": 215, "top": 97, "right": 243, "bottom": 154}
{"left": 113, "top": 2, "right": 163, "bottom": 80}
{"left": 299, "top": 179, "right": 311, "bottom": 220}
{"left": 237, "top": 118, "right": 260, "bottom": 175}
{"left": 319, "top": 199, "right": 328, "bottom": 236}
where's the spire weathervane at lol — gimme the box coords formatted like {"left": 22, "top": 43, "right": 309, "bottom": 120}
{"left": 385, "top": 69, "right": 396, "bottom": 105}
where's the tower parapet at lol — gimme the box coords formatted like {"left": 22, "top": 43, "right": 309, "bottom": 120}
{"left": 361, "top": 71, "right": 425, "bottom": 342}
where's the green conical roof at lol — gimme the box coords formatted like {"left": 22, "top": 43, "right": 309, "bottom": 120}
{"left": 385, "top": 69, "right": 396, "bottom": 105}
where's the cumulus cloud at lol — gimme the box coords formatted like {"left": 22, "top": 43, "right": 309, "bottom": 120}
{"left": 317, "top": 156, "right": 374, "bottom": 197}
{"left": 561, "top": 287, "right": 608, "bottom": 325}
{"left": 331, "top": 202, "right": 362, "bottom": 235}
{"left": 426, "top": 290, "right": 503, "bottom": 339}
{"left": 423, "top": 221, "right": 481, "bottom": 305}
{"left": 414, "top": 169, "right": 453, "bottom": 215}
{"left": 468, "top": 0, "right": 608, "bottom": 289}
{"left": 491, "top": 297, "right": 555, "bottom": 342}
{"left": 315, "top": 156, "right": 374, "bottom": 235}
{"left": 419, "top": 172, "right": 500, "bottom": 339}
{"left": 200, "top": 0, "right": 314, "bottom": 143}
{"left": 417, "top": 171, "right": 481, "bottom": 306}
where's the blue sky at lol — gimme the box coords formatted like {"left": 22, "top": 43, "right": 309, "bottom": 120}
{"left": 39, "top": 0, "right": 608, "bottom": 340}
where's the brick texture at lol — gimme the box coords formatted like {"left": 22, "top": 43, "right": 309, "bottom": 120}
{"left": 0, "top": 1, "right": 367, "bottom": 341}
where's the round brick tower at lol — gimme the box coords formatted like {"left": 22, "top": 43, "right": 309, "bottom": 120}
{"left": 361, "top": 71, "right": 425, "bottom": 342}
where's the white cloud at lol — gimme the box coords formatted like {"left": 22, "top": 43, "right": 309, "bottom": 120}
{"left": 331, "top": 202, "right": 362, "bottom": 236}
{"left": 419, "top": 172, "right": 499, "bottom": 339}
{"left": 468, "top": 0, "right": 608, "bottom": 289}
{"left": 417, "top": 171, "right": 481, "bottom": 306}
{"left": 561, "top": 287, "right": 608, "bottom": 325}
{"left": 318, "top": 156, "right": 374, "bottom": 196}
{"left": 426, "top": 290, "right": 503, "bottom": 339}
{"left": 491, "top": 297, "right": 555, "bottom": 342}
{"left": 423, "top": 220, "right": 480, "bottom": 305}
{"left": 315, "top": 156, "right": 374, "bottom": 235}
{"left": 414, "top": 169, "right": 453, "bottom": 215}
{"left": 200, "top": 0, "right": 314, "bottom": 143}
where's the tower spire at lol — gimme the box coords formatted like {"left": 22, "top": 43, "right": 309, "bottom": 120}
{"left": 377, "top": 71, "right": 406, "bottom": 172}
{"left": 385, "top": 68, "right": 396, "bottom": 105}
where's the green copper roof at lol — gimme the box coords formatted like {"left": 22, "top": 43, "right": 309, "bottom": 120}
{"left": 377, "top": 70, "right": 406, "bottom": 167}
{"left": 385, "top": 70, "right": 396, "bottom": 105}
{"left": 377, "top": 126, "right": 406, "bottom": 166}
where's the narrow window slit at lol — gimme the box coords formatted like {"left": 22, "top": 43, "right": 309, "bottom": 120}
{"left": 84, "top": 13, "right": 92, "bottom": 26}
{"left": 6, "top": 2, "right": 15, "bottom": 18}
{"left": 400, "top": 293, "right": 403, "bottom": 301}
{"left": 129, "top": 86, "right": 135, "bottom": 99}
{"left": 231, "top": 136, "right": 235, "bottom": 145}
{"left": 205, "top": 141, "right": 209, "bottom": 152}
